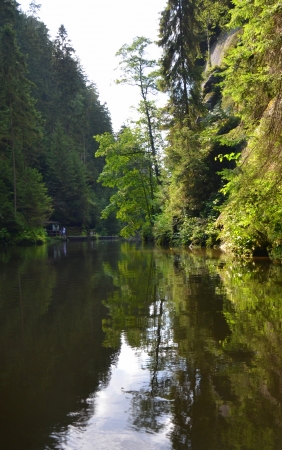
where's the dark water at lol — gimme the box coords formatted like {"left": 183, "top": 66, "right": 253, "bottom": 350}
{"left": 0, "top": 241, "right": 282, "bottom": 450}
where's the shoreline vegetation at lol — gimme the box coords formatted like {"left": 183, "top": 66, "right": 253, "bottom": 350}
{"left": 1, "top": 0, "right": 282, "bottom": 260}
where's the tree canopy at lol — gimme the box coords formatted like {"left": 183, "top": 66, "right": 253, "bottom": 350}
{"left": 0, "top": 1, "right": 114, "bottom": 243}
{"left": 2, "top": 0, "right": 282, "bottom": 258}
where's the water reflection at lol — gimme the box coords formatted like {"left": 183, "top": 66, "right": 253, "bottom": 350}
{"left": 96, "top": 244, "right": 232, "bottom": 449}
{"left": 1, "top": 242, "right": 282, "bottom": 449}
{"left": 53, "top": 335, "right": 172, "bottom": 449}
{"left": 0, "top": 242, "right": 118, "bottom": 450}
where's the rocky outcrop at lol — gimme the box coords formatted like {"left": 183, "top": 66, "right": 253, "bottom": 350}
{"left": 209, "top": 28, "right": 240, "bottom": 68}
{"left": 202, "top": 29, "right": 240, "bottom": 110}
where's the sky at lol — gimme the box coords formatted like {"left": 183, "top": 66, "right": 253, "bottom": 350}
{"left": 18, "top": 0, "right": 168, "bottom": 132}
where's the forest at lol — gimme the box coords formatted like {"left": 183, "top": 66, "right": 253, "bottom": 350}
{"left": 1, "top": 0, "right": 282, "bottom": 260}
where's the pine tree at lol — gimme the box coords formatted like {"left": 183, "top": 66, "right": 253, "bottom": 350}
{"left": 46, "top": 124, "right": 90, "bottom": 225}
{"left": 158, "top": 0, "right": 202, "bottom": 121}
{"left": 0, "top": 23, "right": 43, "bottom": 218}
{"left": 0, "top": 5, "right": 115, "bottom": 236}
{"left": 52, "top": 25, "right": 85, "bottom": 134}
{"left": 16, "top": 8, "right": 54, "bottom": 126}
{"left": 0, "top": 0, "right": 17, "bottom": 28}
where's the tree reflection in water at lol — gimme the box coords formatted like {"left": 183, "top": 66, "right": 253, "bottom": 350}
{"left": 2, "top": 242, "right": 282, "bottom": 449}
{"left": 101, "top": 244, "right": 282, "bottom": 450}
{"left": 0, "top": 243, "right": 118, "bottom": 450}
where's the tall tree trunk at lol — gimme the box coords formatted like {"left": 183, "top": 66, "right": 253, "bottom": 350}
{"left": 179, "top": 0, "right": 189, "bottom": 116}
{"left": 140, "top": 80, "right": 161, "bottom": 184}
{"left": 10, "top": 105, "right": 17, "bottom": 216}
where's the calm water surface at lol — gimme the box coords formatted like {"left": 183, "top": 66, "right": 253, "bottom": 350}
{"left": 0, "top": 241, "right": 282, "bottom": 449}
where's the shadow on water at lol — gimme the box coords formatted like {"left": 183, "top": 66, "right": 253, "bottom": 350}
{"left": 0, "top": 241, "right": 282, "bottom": 449}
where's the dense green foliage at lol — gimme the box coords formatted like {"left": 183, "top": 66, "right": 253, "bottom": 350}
{"left": 95, "top": 37, "right": 162, "bottom": 240}
{"left": 2, "top": 0, "right": 282, "bottom": 257}
{"left": 94, "top": 0, "right": 248, "bottom": 251}
{"left": 153, "top": 0, "right": 282, "bottom": 259}
{"left": 114, "top": 37, "right": 162, "bottom": 184}
{"left": 0, "top": 1, "right": 114, "bottom": 244}
{"left": 216, "top": 0, "right": 282, "bottom": 259}
{"left": 95, "top": 127, "right": 157, "bottom": 237}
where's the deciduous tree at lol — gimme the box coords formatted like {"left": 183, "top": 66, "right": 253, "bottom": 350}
{"left": 95, "top": 127, "right": 157, "bottom": 237}
{"left": 116, "top": 37, "right": 161, "bottom": 182}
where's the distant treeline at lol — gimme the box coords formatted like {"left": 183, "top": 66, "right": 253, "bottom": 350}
{"left": 0, "top": 0, "right": 118, "bottom": 244}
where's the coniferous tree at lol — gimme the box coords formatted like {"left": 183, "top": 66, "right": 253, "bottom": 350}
{"left": 158, "top": 0, "right": 202, "bottom": 121}
{"left": 0, "top": 0, "right": 17, "bottom": 28}
{"left": 16, "top": 8, "right": 54, "bottom": 127}
{"left": 52, "top": 25, "right": 85, "bottom": 134}
{"left": 0, "top": 23, "right": 47, "bottom": 223}
{"left": 46, "top": 124, "right": 90, "bottom": 225}
{"left": 0, "top": 3, "right": 120, "bottom": 240}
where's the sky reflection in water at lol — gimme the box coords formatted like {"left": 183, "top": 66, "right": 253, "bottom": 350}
{"left": 1, "top": 242, "right": 282, "bottom": 450}
{"left": 53, "top": 335, "right": 172, "bottom": 450}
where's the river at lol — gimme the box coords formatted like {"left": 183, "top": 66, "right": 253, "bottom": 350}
{"left": 0, "top": 240, "right": 281, "bottom": 449}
